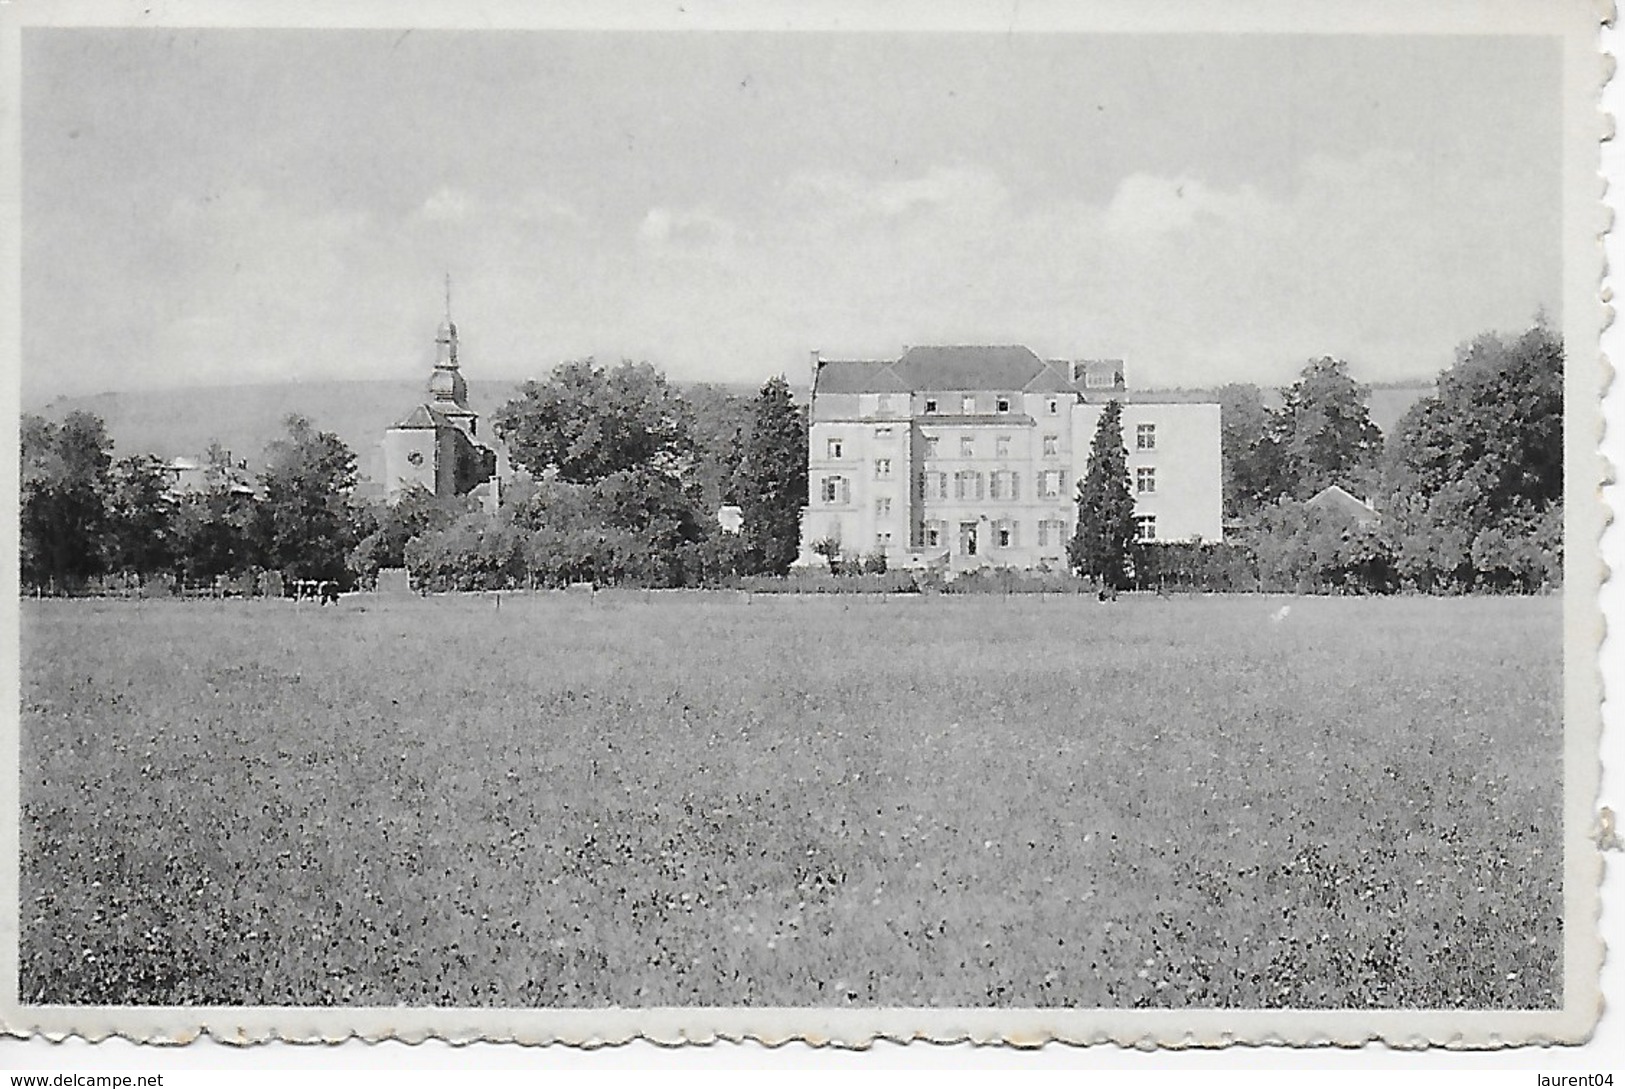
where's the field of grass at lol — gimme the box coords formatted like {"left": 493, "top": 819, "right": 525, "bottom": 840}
{"left": 20, "top": 592, "right": 1562, "bottom": 1008}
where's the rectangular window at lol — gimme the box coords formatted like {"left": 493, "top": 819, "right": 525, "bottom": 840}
{"left": 1086, "top": 365, "right": 1120, "bottom": 389}
{"left": 996, "top": 397, "right": 1010, "bottom": 414}
{"left": 1136, "top": 467, "right": 1157, "bottom": 494}
{"left": 990, "top": 470, "right": 1021, "bottom": 500}
{"left": 960, "top": 435, "right": 974, "bottom": 458}
{"left": 955, "top": 470, "right": 983, "bottom": 501}
{"left": 877, "top": 393, "right": 894, "bottom": 415}
{"left": 961, "top": 395, "right": 976, "bottom": 414}
{"left": 922, "top": 471, "right": 947, "bottom": 500}
{"left": 821, "top": 475, "right": 849, "bottom": 504}
{"left": 827, "top": 438, "right": 844, "bottom": 459}
{"left": 876, "top": 497, "right": 892, "bottom": 518}
{"left": 996, "top": 435, "right": 1011, "bottom": 458}
{"left": 924, "top": 397, "right": 938, "bottom": 414}
{"left": 1038, "top": 519, "right": 1066, "bottom": 547}
{"left": 1136, "top": 514, "right": 1157, "bottom": 541}
{"left": 1047, "top": 398, "right": 1059, "bottom": 415}
{"left": 1038, "top": 470, "right": 1066, "bottom": 498}
{"left": 1042, "top": 434, "right": 1059, "bottom": 457}
{"left": 1137, "top": 423, "right": 1157, "bottom": 450}
{"left": 875, "top": 458, "right": 892, "bottom": 479}
{"left": 996, "top": 520, "right": 1018, "bottom": 548}
{"left": 875, "top": 426, "right": 894, "bottom": 440}
{"left": 923, "top": 435, "right": 939, "bottom": 457}
{"left": 876, "top": 531, "right": 892, "bottom": 547}
{"left": 924, "top": 521, "right": 944, "bottom": 547}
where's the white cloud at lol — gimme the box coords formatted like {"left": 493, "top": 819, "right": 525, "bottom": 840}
{"left": 636, "top": 205, "right": 737, "bottom": 254}
{"left": 1103, "top": 174, "right": 1267, "bottom": 239}
{"left": 785, "top": 165, "right": 1011, "bottom": 226}
{"left": 419, "top": 186, "right": 472, "bottom": 223}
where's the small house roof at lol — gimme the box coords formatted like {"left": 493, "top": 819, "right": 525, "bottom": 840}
{"left": 1306, "top": 484, "right": 1379, "bottom": 522}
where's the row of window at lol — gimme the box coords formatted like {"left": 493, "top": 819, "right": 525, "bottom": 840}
{"left": 825, "top": 424, "right": 1155, "bottom": 461}
{"left": 821, "top": 467, "right": 1155, "bottom": 505}
{"left": 918, "top": 395, "right": 1063, "bottom": 416}
{"left": 908, "top": 515, "right": 1158, "bottom": 552}
{"left": 918, "top": 470, "right": 1059, "bottom": 501}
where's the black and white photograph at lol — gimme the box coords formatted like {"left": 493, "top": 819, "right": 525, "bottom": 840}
{"left": 0, "top": 0, "right": 1611, "bottom": 1054}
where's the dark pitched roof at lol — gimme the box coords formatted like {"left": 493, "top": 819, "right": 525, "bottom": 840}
{"left": 1023, "top": 365, "right": 1081, "bottom": 394}
{"left": 391, "top": 404, "right": 455, "bottom": 430}
{"left": 813, "top": 361, "right": 910, "bottom": 395}
{"left": 1306, "top": 484, "right": 1379, "bottom": 522}
{"left": 814, "top": 345, "right": 1080, "bottom": 396}
{"left": 893, "top": 345, "right": 1048, "bottom": 390}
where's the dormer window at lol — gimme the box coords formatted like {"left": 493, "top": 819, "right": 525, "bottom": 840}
{"left": 924, "top": 398, "right": 938, "bottom": 414}
{"left": 996, "top": 397, "right": 1010, "bottom": 414}
{"left": 961, "top": 395, "right": 976, "bottom": 414}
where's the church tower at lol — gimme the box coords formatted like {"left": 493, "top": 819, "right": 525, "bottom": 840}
{"left": 426, "top": 276, "right": 478, "bottom": 437}
{"left": 381, "top": 278, "right": 498, "bottom": 503}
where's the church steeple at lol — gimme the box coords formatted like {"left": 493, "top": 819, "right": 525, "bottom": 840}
{"left": 435, "top": 272, "right": 459, "bottom": 370}
{"left": 427, "top": 273, "right": 470, "bottom": 416}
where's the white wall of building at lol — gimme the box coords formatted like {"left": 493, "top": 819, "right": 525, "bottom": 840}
{"left": 1072, "top": 402, "right": 1223, "bottom": 543}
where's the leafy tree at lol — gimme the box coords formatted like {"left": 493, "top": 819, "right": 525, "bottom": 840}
{"left": 1237, "top": 499, "right": 1397, "bottom": 594}
{"left": 348, "top": 484, "right": 474, "bottom": 583}
{"left": 1380, "top": 323, "right": 1562, "bottom": 592}
{"left": 20, "top": 411, "right": 113, "bottom": 590}
{"left": 105, "top": 454, "right": 175, "bottom": 576}
{"left": 737, "top": 375, "right": 808, "bottom": 575}
{"left": 1215, "top": 383, "right": 1287, "bottom": 519}
{"left": 1271, "top": 357, "right": 1383, "bottom": 499}
{"left": 172, "top": 444, "right": 263, "bottom": 583}
{"left": 1387, "top": 324, "right": 1562, "bottom": 529}
{"left": 494, "top": 359, "right": 693, "bottom": 483}
{"left": 257, "top": 415, "right": 358, "bottom": 583}
{"left": 588, "top": 466, "right": 705, "bottom": 586}
{"left": 682, "top": 382, "right": 754, "bottom": 511}
{"left": 406, "top": 511, "right": 527, "bottom": 591}
{"left": 1068, "top": 401, "right": 1137, "bottom": 589}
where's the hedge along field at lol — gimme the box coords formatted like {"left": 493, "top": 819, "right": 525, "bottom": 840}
{"left": 21, "top": 592, "right": 1561, "bottom": 1008}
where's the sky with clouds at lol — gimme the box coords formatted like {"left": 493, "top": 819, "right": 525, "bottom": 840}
{"left": 22, "top": 29, "right": 1561, "bottom": 400}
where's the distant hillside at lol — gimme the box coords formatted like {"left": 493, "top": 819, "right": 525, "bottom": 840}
{"left": 27, "top": 379, "right": 525, "bottom": 482}
{"left": 25, "top": 377, "right": 776, "bottom": 483}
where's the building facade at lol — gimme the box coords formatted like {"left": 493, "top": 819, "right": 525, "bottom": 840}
{"left": 797, "top": 345, "right": 1222, "bottom": 571}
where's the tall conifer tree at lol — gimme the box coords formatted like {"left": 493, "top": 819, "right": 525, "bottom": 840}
{"left": 1068, "top": 400, "right": 1137, "bottom": 589}
{"left": 738, "top": 375, "right": 808, "bottom": 575}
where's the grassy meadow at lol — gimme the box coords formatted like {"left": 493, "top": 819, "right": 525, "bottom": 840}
{"left": 20, "top": 592, "right": 1562, "bottom": 1008}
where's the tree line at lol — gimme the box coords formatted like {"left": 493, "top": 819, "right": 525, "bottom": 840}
{"left": 20, "top": 365, "right": 809, "bottom": 595}
{"left": 21, "top": 321, "right": 1561, "bottom": 598}
{"left": 1069, "top": 321, "right": 1563, "bottom": 594}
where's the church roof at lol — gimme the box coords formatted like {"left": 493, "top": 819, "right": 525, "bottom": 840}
{"left": 391, "top": 404, "right": 457, "bottom": 430}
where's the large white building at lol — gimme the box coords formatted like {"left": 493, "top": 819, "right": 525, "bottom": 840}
{"left": 797, "top": 345, "right": 1222, "bottom": 571}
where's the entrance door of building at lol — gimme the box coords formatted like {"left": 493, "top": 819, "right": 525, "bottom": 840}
{"left": 959, "top": 522, "right": 978, "bottom": 557}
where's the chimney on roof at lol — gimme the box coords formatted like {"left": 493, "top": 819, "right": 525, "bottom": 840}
{"left": 809, "top": 349, "right": 822, "bottom": 394}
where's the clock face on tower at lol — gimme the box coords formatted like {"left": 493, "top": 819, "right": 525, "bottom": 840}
{"left": 407, "top": 451, "right": 424, "bottom": 467}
